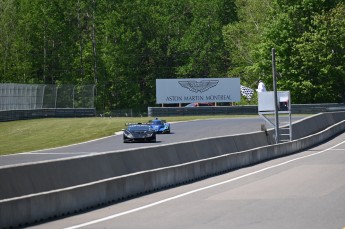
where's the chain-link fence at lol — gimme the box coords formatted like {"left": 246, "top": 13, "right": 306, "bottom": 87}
{"left": 0, "top": 84, "right": 95, "bottom": 111}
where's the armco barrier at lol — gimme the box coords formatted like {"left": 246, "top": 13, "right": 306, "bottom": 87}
{"left": 148, "top": 104, "right": 345, "bottom": 116}
{"left": 1, "top": 112, "right": 345, "bottom": 228}
{"left": 0, "top": 108, "right": 96, "bottom": 122}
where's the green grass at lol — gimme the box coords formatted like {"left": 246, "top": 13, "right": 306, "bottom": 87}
{"left": 0, "top": 115, "right": 255, "bottom": 155}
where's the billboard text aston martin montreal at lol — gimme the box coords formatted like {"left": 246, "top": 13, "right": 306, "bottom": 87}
{"left": 156, "top": 78, "right": 240, "bottom": 104}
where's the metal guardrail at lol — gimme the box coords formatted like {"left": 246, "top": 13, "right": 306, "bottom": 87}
{"left": 148, "top": 104, "right": 345, "bottom": 117}
{"left": 0, "top": 104, "right": 344, "bottom": 122}
{"left": 0, "top": 108, "right": 96, "bottom": 122}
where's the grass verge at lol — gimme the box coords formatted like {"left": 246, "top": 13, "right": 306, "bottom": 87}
{"left": 0, "top": 115, "right": 254, "bottom": 155}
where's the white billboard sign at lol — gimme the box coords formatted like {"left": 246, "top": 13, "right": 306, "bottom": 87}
{"left": 258, "top": 91, "right": 290, "bottom": 112}
{"left": 156, "top": 78, "right": 240, "bottom": 104}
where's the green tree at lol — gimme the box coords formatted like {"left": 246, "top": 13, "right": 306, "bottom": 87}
{"left": 0, "top": 0, "right": 33, "bottom": 83}
{"left": 176, "top": 0, "right": 236, "bottom": 78}
{"left": 99, "top": 0, "right": 237, "bottom": 110}
{"left": 254, "top": 0, "right": 344, "bottom": 103}
{"left": 222, "top": 0, "right": 275, "bottom": 88}
{"left": 292, "top": 3, "right": 345, "bottom": 102}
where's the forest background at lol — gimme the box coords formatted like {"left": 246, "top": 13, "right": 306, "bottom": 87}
{"left": 0, "top": 0, "right": 344, "bottom": 112}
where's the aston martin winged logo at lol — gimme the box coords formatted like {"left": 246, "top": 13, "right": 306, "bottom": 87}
{"left": 178, "top": 80, "right": 219, "bottom": 93}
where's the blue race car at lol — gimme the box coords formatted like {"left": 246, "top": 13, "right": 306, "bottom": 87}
{"left": 149, "top": 118, "right": 171, "bottom": 134}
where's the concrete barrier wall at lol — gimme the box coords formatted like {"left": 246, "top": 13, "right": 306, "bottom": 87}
{"left": 0, "top": 130, "right": 273, "bottom": 200}
{"left": 1, "top": 120, "right": 344, "bottom": 228}
{"left": 1, "top": 112, "right": 345, "bottom": 228}
{"left": 291, "top": 112, "right": 345, "bottom": 139}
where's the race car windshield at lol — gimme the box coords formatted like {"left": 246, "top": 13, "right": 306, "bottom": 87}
{"left": 152, "top": 120, "right": 163, "bottom": 125}
{"left": 128, "top": 125, "right": 150, "bottom": 131}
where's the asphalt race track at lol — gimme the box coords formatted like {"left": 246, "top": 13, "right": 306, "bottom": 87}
{"left": 27, "top": 123, "right": 345, "bottom": 229}
{"left": 0, "top": 116, "right": 306, "bottom": 167}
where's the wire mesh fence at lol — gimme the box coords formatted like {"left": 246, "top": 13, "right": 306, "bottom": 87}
{"left": 0, "top": 84, "right": 95, "bottom": 111}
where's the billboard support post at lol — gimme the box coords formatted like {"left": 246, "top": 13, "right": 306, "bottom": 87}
{"left": 272, "top": 48, "right": 279, "bottom": 144}
{"left": 257, "top": 49, "right": 292, "bottom": 144}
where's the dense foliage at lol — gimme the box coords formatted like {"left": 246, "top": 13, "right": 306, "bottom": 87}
{"left": 0, "top": 0, "right": 344, "bottom": 110}
{"left": 225, "top": 0, "right": 345, "bottom": 104}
